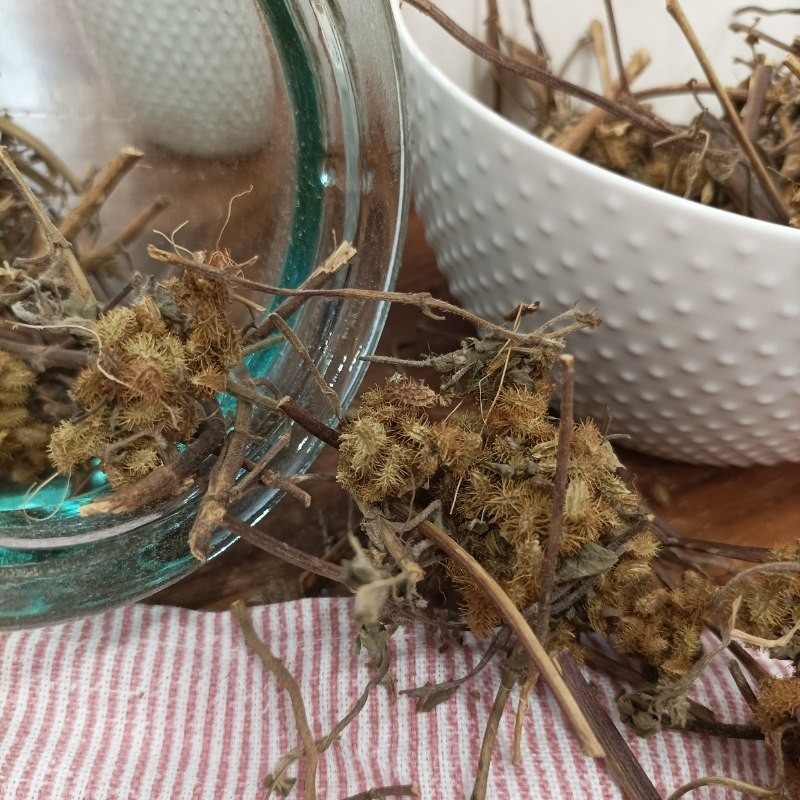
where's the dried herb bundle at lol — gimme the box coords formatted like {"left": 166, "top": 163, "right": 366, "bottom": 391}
{"left": 3, "top": 105, "right": 800, "bottom": 800}
{"left": 404, "top": 0, "right": 800, "bottom": 226}
{"left": 0, "top": 122, "right": 180, "bottom": 490}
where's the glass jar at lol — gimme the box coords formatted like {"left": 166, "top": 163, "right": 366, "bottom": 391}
{"left": 0, "top": 0, "right": 408, "bottom": 628}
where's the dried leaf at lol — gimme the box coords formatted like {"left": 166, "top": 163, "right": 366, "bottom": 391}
{"left": 557, "top": 541, "right": 618, "bottom": 582}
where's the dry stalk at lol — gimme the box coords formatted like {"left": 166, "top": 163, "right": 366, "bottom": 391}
{"left": 602, "top": 0, "right": 630, "bottom": 94}
{"left": 412, "top": 514, "right": 605, "bottom": 759}
{"left": 666, "top": 775, "right": 779, "bottom": 799}
{"left": 666, "top": 0, "right": 790, "bottom": 222}
{"left": 557, "top": 652, "right": 661, "bottom": 800}
{"left": 401, "top": 0, "right": 674, "bottom": 136}
{"left": 471, "top": 662, "right": 518, "bottom": 800}
{"left": 535, "top": 354, "right": 574, "bottom": 639}
{"left": 58, "top": 147, "right": 143, "bottom": 240}
{"left": 268, "top": 311, "right": 343, "bottom": 419}
{"left": 341, "top": 787, "right": 419, "bottom": 800}
{"left": 189, "top": 398, "right": 253, "bottom": 561}
{"left": 232, "top": 600, "right": 320, "bottom": 800}
{"left": 0, "top": 145, "right": 95, "bottom": 306}
{"left": 554, "top": 49, "right": 650, "bottom": 153}
{"left": 0, "top": 114, "right": 82, "bottom": 191}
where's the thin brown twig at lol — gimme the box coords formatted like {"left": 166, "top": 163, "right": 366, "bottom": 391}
{"left": 666, "top": 0, "right": 789, "bottom": 223}
{"left": 590, "top": 20, "right": 613, "bottom": 94}
{"left": 557, "top": 652, "right": 661, "bottom": 800}
{"left": 521, "top": 0, "right": 547, "bottom": 58}
{"left": 728, "top": 660, "right": 759, "bottom": 711}
{"left": 245, "top": 240, "right": 356, "bottom": 342}
{"left": 742, "top": 62, "right": 773, "bottom": 142}
{"left": 222, "top": 512, "right": 345, "bottom": 583}
{"left": 341, "top": 786, "right": 419, "bottom": 800}
{"left": 268, "top": 312, "right": 343, "bottom": 419}
{"left": 401, "top": 0, "right": 674, "bottom": 136}
{"left": 81, "top": 410, "right": 226, "bottom": 516}
{"left": 535, "top": 354, "right": 574, "bottom": 639}
{"left": 401, "top": 627, "right": 512, "bottom": 699}
{"left": 485, "top": 0, "right": 502, "bottom": 113}
{"left": 231, "top": 600, "right": 320, "bottom": 800}
{"left": 0, "top": 146, "right": 96, "bottom": 305}
{"left": 82, "top": 195, "right": 171, "bottom": 272}
{"left": 188, "top": 398, "right": 253, "bottom": 561}
{"left": 277, "top": 396, "right": 341, "bottom": 449}
{"left": 512, "top": 671, "right": 539, "bottom": 766}
{"left": 0, "top": 114, "right": 82, "bottom": 191}
{"left": 729, "top": 21, "right": 800, "bottom": 56}
{"left": 59, "top": 147, "right": 144, "bottom": 240}
{"left": 264, "top": 623, "right": 397, "bottom": 797}
{"left": 553, "top": 49, "right": 650, "bottom": 154}
{"left": 150, "top": 243, "right": 587, "bottom": 347}
{"left": 602, "top": 0, "right": 629, "bottom": 95}
{"left": 666, "top": 775, "right": 778, "bottom": 800}
{"left": 471, "top": 663, "right": 516, "bottom": 800}
{"left": 413, "top": 514, "right": 604, "bottom": 758}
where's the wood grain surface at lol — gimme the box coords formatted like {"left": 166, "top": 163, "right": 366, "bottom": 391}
{"left": 151, "top": 213, "right": 800, "bottom": 609}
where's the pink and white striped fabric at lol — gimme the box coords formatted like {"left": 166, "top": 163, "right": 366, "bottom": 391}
{"left": 0, "top": 598, "right": 780, "bottom": 799}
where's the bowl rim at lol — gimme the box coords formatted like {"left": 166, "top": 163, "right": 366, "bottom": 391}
{"left": 393, "top": 0, "right": 800, "bottom": 244}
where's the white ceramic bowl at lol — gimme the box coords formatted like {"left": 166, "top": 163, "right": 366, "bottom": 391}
{"left": 394, "top": 0, "right": 800, "bottom": 466}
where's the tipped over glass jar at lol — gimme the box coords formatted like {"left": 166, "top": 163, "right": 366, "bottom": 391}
{"left": 0, "top": 0, "right": 408, "bottom": 628}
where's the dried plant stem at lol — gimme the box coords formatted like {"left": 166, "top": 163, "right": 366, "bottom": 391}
{"left": 666, "top": 0, "right": 789, "bottom": 223}
{"left": 82, "top": 195, "right": 170, "bottom": 271}
{"left": 602, "top": 0, "right": 629, "bottom": 94}
{"left": 236, "top": 428, "right": 291, "bottom": 497}
{"left": 784, "top": 54, "right": 800, "bottom": 80}
{"left": 153, "top": 245, "right": 599, "bottom": 349}
{"left": 0, "top": 337, "right": 88, "bottom": 372}
{"left": 557, "top": 652, "right": 661, "bottom": 800}
{"left": 535, "top": 355, "right": 574, "bottom": 639}
{"left": 729, "top": 21, "right": 800, "bottom": 55}
{"left": 666, "top": 775, "right": 778, "bottom": 800}
{"left": 246, "top": 240, "right": 355, "bottom": 343}
{"left": 0, "top": 146, "right": 96, "bottom": 305}
{"left": 512, "top": 672, "right": 538, "bottom": 766}
{"left": 554, "top": 49, "right": 650, "bottom": 154}
{"left": 151, "top": 243, "right": 576, "bottom": 347}
{"left": 277, "top": 396, "right": 341, "bottom": 449}
{"left": 269, "top": 312, "right": 343, "bottom": 419}
{"left": 521, "top": 0, "right": 546, "bottom": 57}
{"left": 222, "top": 512, "right": 345, "bottom": 584}
{"left": 342, "top": 786, "right": 419, "bottom": 800}
{"left": 264, "top": 623, "right": 396, "bottom": 798}
{"left": 713, "top": 562, "right": 800, "bottom": 616}
{"left": 413, "top": 515, "right": 604, "bottom": 758}
{"left": 742, "top": 62, "right": 773, "bottom": 142}
{"left": 189, "top": 399, "right": 253, "bottom": 561}
{"left": 361, "top": 504, "right": 426, "bottom": 587}
{"left": 655, "top": 523, "right": 768, "bottom": 563}
{"left": 485, "top": 0, "right": 502, "bottom": 113}
{"left": 232, "top": 600, "right": 320, "bottom": 800}
{"left": 401, "top": 0, "right": 674, "bottom": 136}
{"left": 590, "top": 20, "right": 613, "bottom": 94}
{"left": 58, "top": 147, "right": 143, "bottom": 240}
{"left": 402, "top": 628, "right": 512, "bottom": 699}
{"left": 471, "top": 664, "right": 516, "bottom": 800}
{"left": 728, "top": 661, "right": 758, "bottom": 710}
{"left": 81, "top": 411, "right": 226, "bottom": 516}
{"left": 0, "top": 114, "right": 82, "bottom": 191}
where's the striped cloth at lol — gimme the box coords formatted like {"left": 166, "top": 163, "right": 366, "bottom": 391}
{"left": 0, "top": 598, "right": 779, "bottom": 799}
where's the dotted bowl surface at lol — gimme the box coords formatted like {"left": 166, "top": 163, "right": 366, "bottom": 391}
{"left": 70, "top": 0, "right": 273, "bottom": 158}
{"left": 395, "top": 0, "right": 800, "bottom": 466}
